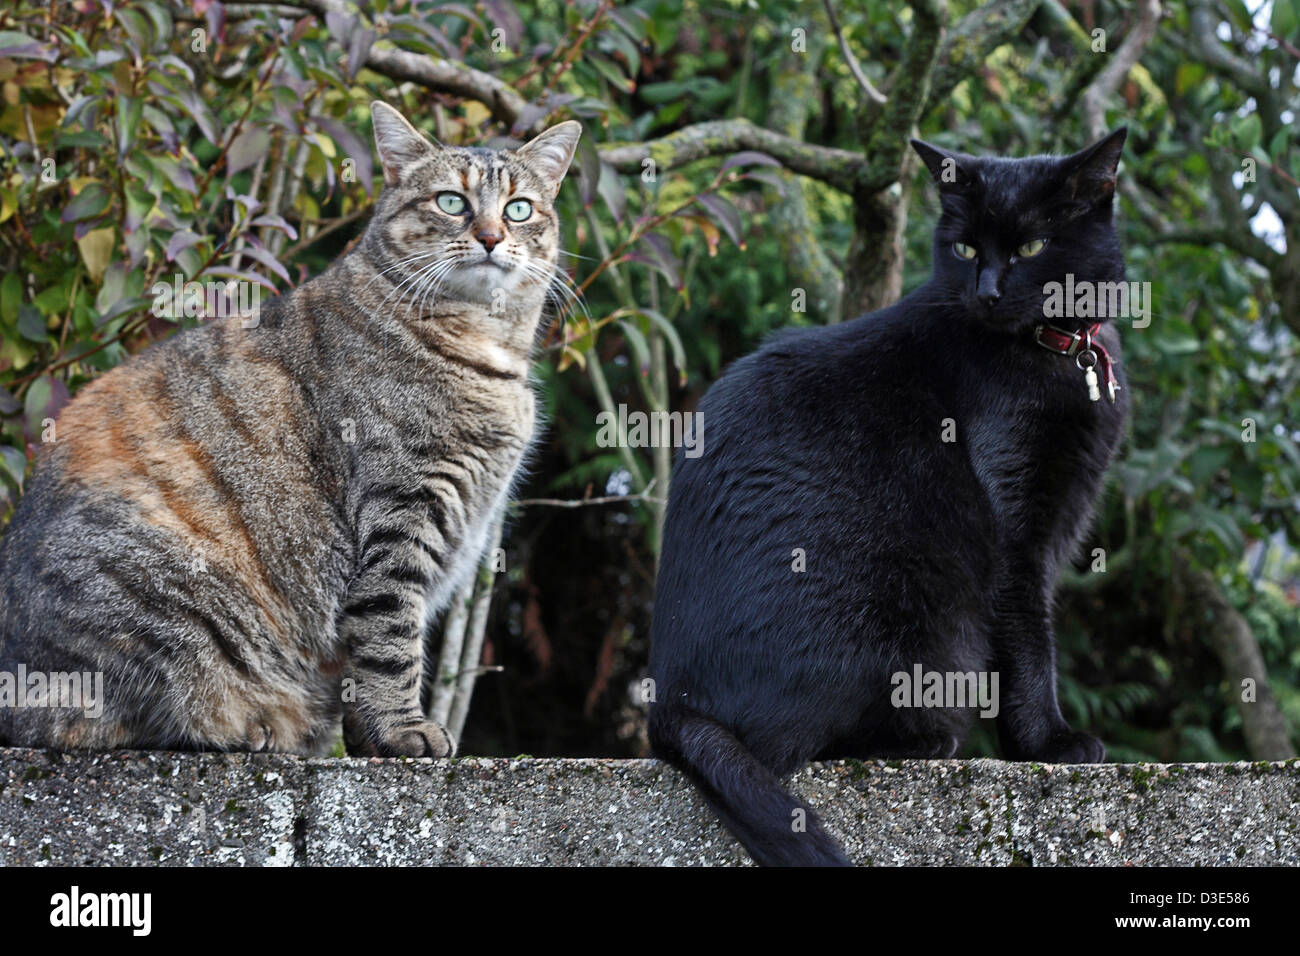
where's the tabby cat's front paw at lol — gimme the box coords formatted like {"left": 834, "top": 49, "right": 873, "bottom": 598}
{"left": 382, "top": 720, "right": 455, "bottom": 758}
{"left": 344, "top": 715, "right": 456, "bottom": 758}
{"left": 1033, "top": 729, "right": 1105, "bottom": 764}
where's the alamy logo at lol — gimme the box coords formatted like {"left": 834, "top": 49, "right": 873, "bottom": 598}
{"left": 150, "top": 275, "right": 261, "bottom": 322}
{"left": 0, "top": 665, "right": 104, "bottom": 718}
{"left": 50, "top": 886, "right": 151, "bottom": 936}
{"left": 890, "top": 665, "right": 999, "bottom": 718}
{"left": 595, "top": 404, "right": 704, "bottom": 459}
{"left": 1042, "top": 273, "right": 1151, "bottom": 328}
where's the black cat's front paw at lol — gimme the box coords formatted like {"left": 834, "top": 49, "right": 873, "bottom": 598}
{"left": 1032, "top": 729, "right": 1105, "bottom": 764}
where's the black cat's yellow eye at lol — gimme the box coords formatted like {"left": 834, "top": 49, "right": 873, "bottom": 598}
{"left": 1017, "top": 238, "right": 1047, "bottom": 258}
{"left": 504, "top": 199, "right": 533, "bottom": 222}
{"left": 436, "top": 192, "right": 467, "bottom": 215}
{"left": 953, "top": 242, "right": 977, "bottom": 260}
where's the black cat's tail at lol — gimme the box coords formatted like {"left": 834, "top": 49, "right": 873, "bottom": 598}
{"left": 649, "top": 702, "right": 852, "bottom": 867}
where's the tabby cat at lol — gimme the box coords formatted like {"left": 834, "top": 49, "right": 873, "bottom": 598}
{"left": 0, "top": 103, "right": 580, "bottom": 756}
{"left": 649, "top": 129, "right": 1130, "bottom": 865}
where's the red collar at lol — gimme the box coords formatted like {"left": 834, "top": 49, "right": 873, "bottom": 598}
{"left": 1033, "top": 322, "right": 1120, "bottom": 404}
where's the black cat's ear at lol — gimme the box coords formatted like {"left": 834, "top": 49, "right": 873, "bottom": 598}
{"left": 910, "top": 139, "right": 977, "bottom": 191}
{"left": 371, "top": 101, "right": 441, "bottom": 187}
{"left": 1058, "top": 127, "right": 1127, "bottom": 205}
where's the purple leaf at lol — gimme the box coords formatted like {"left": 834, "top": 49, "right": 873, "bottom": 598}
{"left": 324, "top": 11, "right": 357, "bottom": 45}
{"left": 597, "top": 161, "right": 626, "bottom": 224}
{"left": 250, "top": 214, "right": 299, "bottom": 240}
{"left": 167, "top": 230, "right": 204, "bottom": 261}
{"left": 226, "top": 127, "right": 271, "bottom": 177}
{"left": 203, "top": 267, "right": 282, "bottom": 294}
{"left": 313, "top": 115, "right": 373, "bottom": 195}
{"left": 720, "top": 150, "right": 782, "bottom": 172}
{"left": 0, "top": 31, "right": 59, "bottom": 62}
{"left": 741, "top": 168, "right": 788, "bottom": 194}
{"left": 73, "top": 217, "right": 110, "bottom": 241}
{"left": 480, "top": 0, "right": 523, "bottom": 49}
{"left": 695, "top": 193, "right": 744, "bottom": 248}
{"left": 576, "top": 135, "right": 601, "bottom": 207}
{"left": 236, "top": 244, "right": 292, "bottom": 285}
{"left": 346, "top": 28, "right": 376, "bottom": 82}
{"left": 0, "top": 384, "right": 22, "bottom": 416}
{"left": 634, "top": 233, "right": 683, "bottom": 290}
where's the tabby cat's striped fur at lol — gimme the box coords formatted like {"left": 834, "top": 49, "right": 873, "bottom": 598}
{"left": 0, "top": 103, "right": 580, "bottom": 755}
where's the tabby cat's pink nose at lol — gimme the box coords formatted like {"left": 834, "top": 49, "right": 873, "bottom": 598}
{"left": 476, "top": 231, "right": 503, "bottom": 253}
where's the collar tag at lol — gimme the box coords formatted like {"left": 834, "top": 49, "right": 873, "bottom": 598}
{"left": 1034, "top": 323, "right": 1121, "bottom": 405}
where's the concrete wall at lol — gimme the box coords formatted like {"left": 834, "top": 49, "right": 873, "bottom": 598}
{"left": 1, "top": 749, "right": 1296, "bottom": 865}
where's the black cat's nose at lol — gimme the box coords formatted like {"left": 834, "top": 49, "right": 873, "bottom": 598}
{"left": 976, "top": 270, "right": 1001, "bottom": 310}
{"left": 476, "top": 230, "right": 503, "bottom": 253}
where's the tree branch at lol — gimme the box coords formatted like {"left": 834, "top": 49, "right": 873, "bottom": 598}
{"left": 822, "top": 0, "right": 887, "bottom": 105}
{"left": 861, "top": 0, "right": 947, "bottom": 194}
{"left": 261, "top": 1, "right": 867, "bottom": 194}
{"left": 599, "top": 119, "right": 868, "bottom": 194}
{"left": 1174, "top": 551, "right": 1297, "bottom": 761}
{"left": 767, "top": 11, "right": 845, "bottom": 323}
{"left": 1185, "top": 0, "right": 1271, "bottom": 99}
{"left": 1141, "top": 228, "right": 1282, "bottom": 270}
{"left": 268, "top": 0, "right": 532, "bottom": 130}
{"left": 926, "top": 0, "right": 1042, "bottom": 112}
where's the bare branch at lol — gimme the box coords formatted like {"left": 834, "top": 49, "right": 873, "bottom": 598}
{"left": 822, "top": 0, "right": 887, "bottom": 105}
{"left": 1081, "top": 0, "right": 1162, "bottom": 138}
{"left": 446, "top": 519, "right": 504, "bottom": 747}
{"left": 511, "top": 493, "right": 665, "bottom": 509}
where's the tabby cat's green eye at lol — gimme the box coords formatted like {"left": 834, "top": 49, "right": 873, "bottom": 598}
{"left": 1017, "top": 238, "right": 1047, "bottom": 257}
{"left": 504, "top": 199, "right": 533, "bottom": 222}
{"left": 953, "top": 242, "right": 977, "bottom": 260}
{"left": 436, "top": 192, "right": 467, "bottom": 215}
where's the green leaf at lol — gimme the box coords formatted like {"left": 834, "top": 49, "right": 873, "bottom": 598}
{"left": 61, "top": 183, "right": 112, "bottom": 223}
{"left": 1272, "top": 0, "right": 1300, "bottom": 39}
{"left": 616, "top": 319, "right": 652, "bottom": 377}
{"left": 1230, "top": 113, "right": 1262, "bottom": 153}
{"left": 17, "top": 305, "right": 47, "bottom": 343}
{"left": 0, "top": 271, "right": 20, "bottom": 324}
{"left": 116, "top": 95, "right": 143, "bottom": 157}
{"left": 23, "top": 376, "right": 70, "bottom": 442}
{"left": 54, "top": 130, "right": 109, "bottom": 149}
{"left": 0, "top": 445, "right": 27, "bottom": 493}
{"left": 638, "top": 308, "right": 689, "bottom": 387}
{"left": 115, "top": 8, "right": 154, "bottom": 52}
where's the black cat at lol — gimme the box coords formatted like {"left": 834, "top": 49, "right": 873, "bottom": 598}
{"left": 648, "top": 129, "right": 1131, "bottom": 866}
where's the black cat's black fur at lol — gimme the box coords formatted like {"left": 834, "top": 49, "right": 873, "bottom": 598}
{"left": 648, "top": 129, "right": 1131, "bottom": 867}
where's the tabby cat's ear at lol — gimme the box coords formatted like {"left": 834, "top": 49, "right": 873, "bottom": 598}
{"left": 371, "top": 101, "right": 441, "bottom": 187}
{"left": 910, "top": 139, "right": 977, "bottom": 191}
{"left": 515, "top": 121, "right": 582, "bottom": 197}
{"left": 1058, "top": 126, "right": 1127, "bottom": 206}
